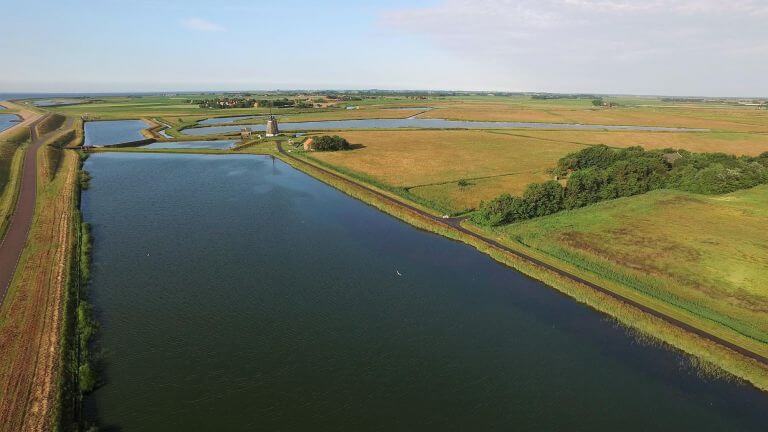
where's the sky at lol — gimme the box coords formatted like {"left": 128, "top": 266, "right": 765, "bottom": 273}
{"left": 1, "top": 0, "right": 766, "bottom": 96}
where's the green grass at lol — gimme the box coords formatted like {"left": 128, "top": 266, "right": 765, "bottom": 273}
{"left": 489, "top": 186, "right": 768, "bottom": 346}
{"left": 0, "top": 127, "right": 30, "bottom": 238}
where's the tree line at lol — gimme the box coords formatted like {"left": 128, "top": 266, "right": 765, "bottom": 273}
{"left": 472, "top": 145, "right": 768, "bottom": 226}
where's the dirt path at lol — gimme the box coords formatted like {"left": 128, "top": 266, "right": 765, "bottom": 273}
{"left": 276, "top": 142, "right": 768, "bottom": 368}
{"left": 0, "top": 113, "right": 52, "bottom": 302}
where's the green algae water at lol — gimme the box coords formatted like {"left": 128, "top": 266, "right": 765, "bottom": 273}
{"left": 82, "top": 153, "right": 767, "bottom": 431}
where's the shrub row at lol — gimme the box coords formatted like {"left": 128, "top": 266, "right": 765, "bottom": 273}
{"left": 473, "top": 145, "right": 768, "bottom": 226}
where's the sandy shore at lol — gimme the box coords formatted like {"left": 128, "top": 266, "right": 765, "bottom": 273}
{"left": 0, "top": 101, "right": 42, "bottom": 139}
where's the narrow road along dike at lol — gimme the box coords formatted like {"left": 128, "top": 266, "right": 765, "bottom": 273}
{"left": 275, "top": 142, "right": 768, "bottom": 367}
{"left": 0, "top": 114, "right": 53, "bottom": 303}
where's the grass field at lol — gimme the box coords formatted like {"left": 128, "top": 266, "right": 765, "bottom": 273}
{"left": 490, "top": 130, "right": 768, "bottom": 156}
{"left": 420, "top": 97, "right": 768, "bottom": 132}
{"left": 489, "top": 186, "right": 768, "bottom": 346}
{"left": 307, "top": 130, "right": 587, "bottom": 212}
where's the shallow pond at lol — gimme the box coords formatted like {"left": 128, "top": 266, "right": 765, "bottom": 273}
{"left": 0, "top": 114, "right": 20, "bottom": 133}
{"left": 33, "top": 99, "right": 82, "bottom": 107}
{"left": 183, "top": 117, "right": 706, "bottom": 135}
{"left": 198, "top": 115, "right": 264, "bottom": 125}
{"left": 141, "top": 140, "right": 236, "bottom": 150}
{"left": 84, "top": 120, "right": 148, "bottom": 146}
{"left": 82, "top": 153, "right": 767, "bottom": 431}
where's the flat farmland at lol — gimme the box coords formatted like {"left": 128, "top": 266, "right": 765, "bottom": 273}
{"left": 491, "top": 185, "right": 768, "bottom": 348}
{"left": 491, "top": 130, "right": 768, "bottom": 156}
{"left": 420, "top": 99, "right": 768, "bottom": 132}
{"left": 409, "top": 170, "right": 556, "bottom": 213}
{"left": 307, "top": 130, "right": 587, "bottom": 212}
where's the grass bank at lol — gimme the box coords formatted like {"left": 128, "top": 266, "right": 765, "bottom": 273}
{"left": 0, "top": 126, "right": 30, "bottom": 238}
{"left": 0, "top": 147, "right": 78, "bottom": 431}
{"left": 57, "top": 152, "right": 98, "bottom": 431}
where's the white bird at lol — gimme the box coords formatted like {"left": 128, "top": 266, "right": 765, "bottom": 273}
{"left": 396, "top": 270, "right": 402, "bottom": 276}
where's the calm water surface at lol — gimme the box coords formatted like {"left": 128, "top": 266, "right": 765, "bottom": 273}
{"left": 141, "top": 140, "right": 236, "bottom": 150}
{"left": 82, "top": 153, "right": 767, "bottom": 431}
{"left": 84, "top": 120, "right": 148, "bottom": 146}
{"left": 183, "top": 118, "right": 706, "bottom": 135}
{"left": 198, "top": 115, "right": 265, "bottom": 125}
{"left": 0, "top": 114, "right": 20, "bottom": 133}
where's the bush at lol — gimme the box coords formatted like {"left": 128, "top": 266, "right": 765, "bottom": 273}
{"left": 78, "top": 363, "right": 97, "bottom": 393}
{"left": 312, "top": 135, "right": 350, "bottom": 151}
{"left": 521, "top": 181, "right": 565, "bottom": 217}
{"left": 472, "top": 194, "right": 527, "bottom": 226}
{"left": 564, "top": 167, "right": 604, "bottom": 209}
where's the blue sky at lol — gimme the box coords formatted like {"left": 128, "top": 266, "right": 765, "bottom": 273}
{"left": 1, "top": 0, "right": 767, "bottom": 96}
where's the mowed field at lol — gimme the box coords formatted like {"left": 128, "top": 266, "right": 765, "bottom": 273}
{"left": 307, "top": 130, "right": 587, "bottom": 213}
{"left": 490, "top": 186, "right": 768, "bottom": 346}
{"left": 42, "top": 95, "right": 438, "bottom": 122}
{"left": 420, "top": 97, "right": 768, "bottom": 132}
{"left": 305, "top": 127, "right": 768, "bottom": 213}
{"left": 498, "top": 130, "right": 768, "bottom": 156}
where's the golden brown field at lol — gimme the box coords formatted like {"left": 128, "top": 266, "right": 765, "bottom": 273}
{"left": 489, "top": 130, "right": 768, "bottom": 156}
{"left": 308, "top": 130, "right": 587, "bottom": 212}
{"left": 421, "top": 100, "right": 768, "bottom": 132}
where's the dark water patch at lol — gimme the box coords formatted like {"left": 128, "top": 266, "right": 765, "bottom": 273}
{"left": 0, "top": 114, "right": 21, "bottom": 133}
{"left": 84, "top": 120, "right": 148, "bottom": 147}
{"left": 183, "top": 118, "right": 707, "bottom": 135}
{"left": 198, "top": 115, "right": 265, "bottom": 125}
{"left": 141, "top": 140, "right": 236, "bottom": 150}
{"left": 33, "top": 99, "right": 84, "bottom": 107}
{"left": 82, "top": 153, "right": 766, "bottom": 431}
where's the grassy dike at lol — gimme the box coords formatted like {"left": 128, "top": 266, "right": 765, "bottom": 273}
{"left": 57, "top": 151, "right": 97, "bottom": 432}
{"left": 275, "top": 147, "right": 768, "bottom": 392}
{"left": 0, "top": 127, "right": 31, "bottom": 238}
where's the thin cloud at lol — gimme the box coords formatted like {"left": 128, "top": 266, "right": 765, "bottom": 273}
{"left": 381, "top": 0, "right": 768, "bottom": 95}
{"left": 181, "top": 17, "right": 225, "bottom": 32}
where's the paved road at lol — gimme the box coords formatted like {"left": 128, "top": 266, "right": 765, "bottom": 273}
{"left": 276, "top": 142, "right": 768, "bottom": 367}
{"left": 0, "top": 114, "right": 52, "bottom": 303}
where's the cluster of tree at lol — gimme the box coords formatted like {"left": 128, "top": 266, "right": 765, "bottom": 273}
{"left": 192, "top": 97, "right": 309, "bottom": 109}
{"left": 192, "top": 97, "right": 258, "bottom": 109}
{"left": 532, "top": 93, "right": 601, "bottom": 100}
{"left": 473, "top": 145, "right": 768, "bottom": 226}
{"left": 311, "top": 135, "right": 351, "bottom": 151}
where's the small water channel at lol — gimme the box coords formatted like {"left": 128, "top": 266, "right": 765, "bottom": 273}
{"left": 182, "top": 117, "right": 707, "bottom": 136}
{"left": 141, "top": 140, "right": 236, "bottom": 150}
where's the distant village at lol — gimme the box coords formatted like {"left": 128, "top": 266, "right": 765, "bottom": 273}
{"left": 189, "top": 94, "right": 373, "bottom": 110}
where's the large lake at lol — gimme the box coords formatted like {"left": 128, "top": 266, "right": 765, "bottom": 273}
{"left": 0, "top": 113, "right": 20, "bottom": 133}
{"left": 84, "top": 120, "right": 148, "bottom": 146}
{"left": 82, "top": 153, "right": 767, "bottom": 431}
{"left": 183, "top": 118, "right": 706, "bottom": 135}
